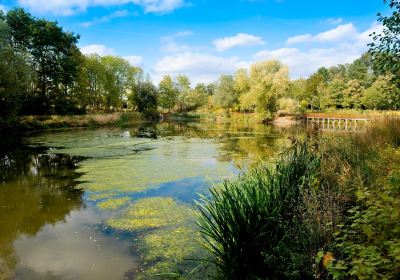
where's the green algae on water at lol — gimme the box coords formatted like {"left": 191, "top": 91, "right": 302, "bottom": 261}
{"left": 107, "top": 197, "right": 191, "bottom": 231}
{"left": 97, "top": 197, "right": 131, "bottom": 210}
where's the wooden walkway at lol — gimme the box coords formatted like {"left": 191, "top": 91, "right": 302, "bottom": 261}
{"left": 305, "top": 117, "right": 369, "bottom": 131}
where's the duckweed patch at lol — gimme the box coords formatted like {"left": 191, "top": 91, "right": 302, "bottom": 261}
{"left": 107, "top": 197, "right": 191, "bottom": 231}
{"left": 97, "top": 197, "right": 131, "bottom": 210}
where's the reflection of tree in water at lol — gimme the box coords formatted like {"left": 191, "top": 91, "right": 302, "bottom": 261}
{"left": 134, "top": 122, "right": 305, "bottom": 165}
{"left": 0, "top": 138, "right": 84, "bottom": 279}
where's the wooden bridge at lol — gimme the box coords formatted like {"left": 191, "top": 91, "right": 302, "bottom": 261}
{"left": 305, "top": 116, "right": 369, "bottom": 132}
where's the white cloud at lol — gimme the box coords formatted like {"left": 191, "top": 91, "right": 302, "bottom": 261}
{"left": 160, "top": 31, "right": 193, "bottom": 53}
{"left": 286, "top": 34, "right": 313, "bottom": 45}
{"left": 324, "top": 18, "right": 343, "bottom": 25}
{"left": 287, "top": 23, "right": 358, "bottom": 44}
{"left": 0, "top": 4, "right": 8, "bottom": 12}
{"left": 257, "top": 22, "right": 383, "bottom": 78}
{"left": 173, "top": 30, "right": 193, "bottom": 37}
{"left": 213, "top": 33, "right": 265, "bottom": 52}
{"left": 80, "top": 44, "right": 115, "bottom": 56}
{"left": 17, "top": 0, "right": 186, "bottom": 15}
{"left": 124, "top": 55, "right": 143, "bottom": 66}
{"left": 81, "top": 10, "right": 130, "bottom": 27}
{"left": 254, "top": 47, "right": 360, "bottom": 79}
{"left": 153, "top": 51, "right": 246, "bottom": 84}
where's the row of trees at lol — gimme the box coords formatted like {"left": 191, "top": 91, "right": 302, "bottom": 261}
{"left": 0, "top": 9, "right": 151, "bottom": 119}
{"left": 290, "top": 53, "right": 400, "bottom": 111}
{"left": 1, "top": 3, "right": 399, "bottom": 122}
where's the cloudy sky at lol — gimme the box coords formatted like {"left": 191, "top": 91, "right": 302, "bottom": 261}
{"left": 0, "top": 0, "right": 389, "bottom": 84}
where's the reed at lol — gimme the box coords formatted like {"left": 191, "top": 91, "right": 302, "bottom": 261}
{"left": 196, "top": 140, "right": 321, "bottom": 279}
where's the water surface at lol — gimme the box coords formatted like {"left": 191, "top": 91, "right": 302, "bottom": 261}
{"left": 0, "top": 121, "right": 305, "bottom": 279}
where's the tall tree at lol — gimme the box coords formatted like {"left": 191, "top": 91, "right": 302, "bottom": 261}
{"left": 213, "top": 75, "right": 238, "bottom": 112}
{"left": 175, "top": 75, "right": 191, "bottom": 112}
{"left": 129, "top": 77, "right": 157, "bottom": 115}
{"left": 158, "top": 75, "right": 178, "bottom": 112}
{"left": 239, "top": 60, "right": 289, "bottom": 115}
{"left": 0, "top": 19, "right": 32, "bottom": 119}
{"left": 369, "top": 0, "right": 400, "bottom": 86}
{"left": 5, "top": 8, "right": 81, "bottom": 114}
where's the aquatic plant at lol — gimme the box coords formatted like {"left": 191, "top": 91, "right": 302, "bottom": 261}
{"left": 196, "top": 140, "right": 321, "bottom": 279}
{"left": 107, "top": 197, "right": 192, "bottom": 231}
{"left": 97, "top": 197, "right": 130, "bottom": 210}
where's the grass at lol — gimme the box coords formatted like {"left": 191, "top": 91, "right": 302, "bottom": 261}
{"left": 304, "top": 110, "right": 400, "bottom": 119}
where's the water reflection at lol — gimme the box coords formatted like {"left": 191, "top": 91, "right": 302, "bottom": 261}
{"left": 0, "top": 138, "right": 84, "bottom": 279}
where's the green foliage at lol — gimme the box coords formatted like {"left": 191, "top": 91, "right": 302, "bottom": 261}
{"left": 369, "top": 0, "right": 400, "bottom": 86}
{"left": 130, "top": 78, "right": 158, "bottom": 115}
{"left": 343, "top": 79, "right": 364, "bottom": 109}
{"left": 158, "top": 75, "right": 178, "bottom": 112}
{"left": 196, "top": 141, "right": 321, "bottom": 279}
{"left": 362, "top": 75, "right": 400, "bottom": 109}
{"left": 5, "top": 8, "right": 81, "bottom": 115}
{"left": 213, "top": 75, "right": 238, "bottom": 111}
{"left": 0, "top": 20, "right": 32, "bottom": 119}
{"left": 101, "top": 55, "right": 138, "bottom": 112}
{"left": 239, "top": 60, "right": 289, "bottom": 117}
{"left": 327, "top": 147, "right": 400, "bottom": 279}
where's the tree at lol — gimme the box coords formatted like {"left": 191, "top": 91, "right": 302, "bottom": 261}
{"left": 305, "top": 72, "right": 325, "bottom": 110}
{"left": 326, "top": 76, "right": 347, "bottom": 109}
{"left": 343, "top": 79, "right": 364, "bottom": 109}
{"left": 347, "top": 53, "right": 374, "bottom": 87}
{"left": 5, "top": 8, "right": 81, "bottom": 115}
{"left": 369, "top": 0, "right": 400, "bottom": 86}
{"left": 213, "top": 75, "right": 238, "bottom": 112}
{"left": 239, "top": 60, "right": 289, "bottom": 115}
{"left": 234, "top": 68, "right": 250, "bottom": 99}
{"left": 175, "top": 75, "right": 191, "bottom": 112}
{"left": 362, "top": 75, "right": 399, "bottom": 109}
{"left": 101, "top": 56, "right": 139, "bottom": 112}
{"left": 158, "top": 75, "right": 178, "bottom": 112}
{"left": 80, "top": 54, "right": 107, "bottom": 111}
{"left": 129, "top": 77, "right": 157, "bottom": 115}
{"left": 0, "top": 19, "right": 32, "bottom": 119}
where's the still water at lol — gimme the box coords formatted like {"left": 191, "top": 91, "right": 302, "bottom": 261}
{"left": 0, "top": 121, "right": 305, "bottom": 280}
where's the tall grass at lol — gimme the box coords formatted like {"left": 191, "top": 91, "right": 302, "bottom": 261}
{"left": 196, "top": 141, "right": 321, "bottom": 279}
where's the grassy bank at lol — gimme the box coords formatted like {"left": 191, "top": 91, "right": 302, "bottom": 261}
{"left": 0, "top": 112, "right": 146, "bottom": 131}
{"left": 304, "top": 109, "right": 400, "bottom": 119}
{"left": 196, "top": 117, "right": 400, "bottom": 279}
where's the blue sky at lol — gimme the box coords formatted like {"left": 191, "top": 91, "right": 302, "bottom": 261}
{"left": 0, "top": 0, "right": 389, "bottom": 84}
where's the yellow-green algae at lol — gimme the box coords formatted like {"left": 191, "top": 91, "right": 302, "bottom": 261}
{"left": 28, "top": 130, "right": 235, "bottom": 194}
{"left": 97, "top": 197, "right": 131, "bottom": 210}
{"left": 108, "top": 197, "right": 209, "bottom": 279}
{"left": 87, "top": 192, "right": 118, "bottom": 201}
{"left": 107, "top": 197, "right": 191, "bottom": 231}
{"left": 135, "top": 226, "right": 211, "bottom": 280}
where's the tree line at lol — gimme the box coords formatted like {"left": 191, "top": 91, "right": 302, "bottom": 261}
{"left": 1, "top": 6, "right": 399, "bottom": 123}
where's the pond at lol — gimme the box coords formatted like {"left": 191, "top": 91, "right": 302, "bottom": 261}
{"left": 0, "top": 121, "right": 306, "bottom": 280}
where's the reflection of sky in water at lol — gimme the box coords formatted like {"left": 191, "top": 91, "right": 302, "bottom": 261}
{"left": 13, "top": 207, "right": 137, "bottom": 280}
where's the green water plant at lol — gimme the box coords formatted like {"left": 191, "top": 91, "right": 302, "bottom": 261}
{"left": 196, "top": 140, "right": 321, "bottom": 279}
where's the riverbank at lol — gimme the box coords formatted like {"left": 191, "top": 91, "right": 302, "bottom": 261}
{"left": 0, "top": 112, "right": 146, "bottom": 132}
{"left": 2, "top": 110, "right": 399, "bottom": 132}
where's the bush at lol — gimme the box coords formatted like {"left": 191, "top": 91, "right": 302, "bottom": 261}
{"left": 325, "top": 146, "right": 400, "bottom": 279}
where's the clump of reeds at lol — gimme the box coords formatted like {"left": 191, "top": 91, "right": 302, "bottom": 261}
{"left": 196, "top": 140, "right": 321, "bottom": 279}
